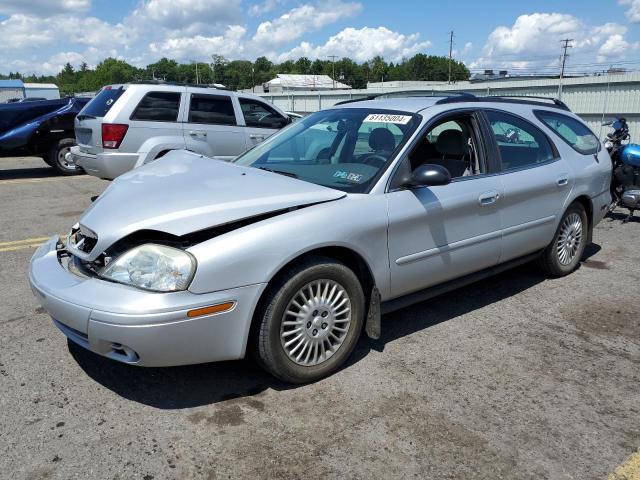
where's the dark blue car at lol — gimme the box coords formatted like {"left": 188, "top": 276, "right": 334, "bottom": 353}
{"left": 0, "top": 97, "right": 90, "bottom": 175}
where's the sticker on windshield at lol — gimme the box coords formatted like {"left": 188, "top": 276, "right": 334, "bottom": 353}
{"left": 364, "top": 113, "right": 412, "bottom": 125}
{"left": 333, "top": 170, "right": 364, "bottom": 183}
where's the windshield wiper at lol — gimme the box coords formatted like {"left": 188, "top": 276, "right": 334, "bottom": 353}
{"left": 256, "top": 166, "right": 298, "bottom": 179}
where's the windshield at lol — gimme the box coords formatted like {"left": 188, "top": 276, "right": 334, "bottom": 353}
{"left": 234, "top": 108, "right": 421, "bottom": 193}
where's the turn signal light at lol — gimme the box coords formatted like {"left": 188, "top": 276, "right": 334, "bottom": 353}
{"left": 187, "top": 302, "right": 236, "bottom": 318}
{"left": 102, "top": 123, "right": 129, "bottom": 149}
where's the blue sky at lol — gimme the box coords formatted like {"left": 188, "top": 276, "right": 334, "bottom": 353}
{"left": 1, "top": 0, "right": 639, "bottom": 75}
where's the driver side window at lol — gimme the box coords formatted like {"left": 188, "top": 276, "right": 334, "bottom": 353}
{"left": 408, "top": 115, "right": 483, "bottom": 179}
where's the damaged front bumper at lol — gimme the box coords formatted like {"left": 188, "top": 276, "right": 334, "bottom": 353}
{"left": 28, "top": 236, "right": 266, "bottom": 367}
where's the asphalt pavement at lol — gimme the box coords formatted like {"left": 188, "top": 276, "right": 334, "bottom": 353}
{"left": 0, "top": 156, "right": 638, "bottom": 480}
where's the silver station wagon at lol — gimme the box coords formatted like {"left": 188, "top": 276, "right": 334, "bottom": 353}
{"left": 29, "top": 93, "right": 612, "bottom": 383}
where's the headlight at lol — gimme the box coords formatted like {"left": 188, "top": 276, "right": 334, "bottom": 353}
{"left": 604, "top": 140, "right": 613, "bottom": 149}
{"left": 100, "top": 244, "right": 196, "bottom": 292}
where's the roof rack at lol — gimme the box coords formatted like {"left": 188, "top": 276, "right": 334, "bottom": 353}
{"left": 484, "top": 95, "right": 570, "bottom": 111}
{"left": 333, "top": 90, "right": 474, "bottom": 106}
{"left": 333, "top": 91, "right": 571, "bottom": 111}
{"left": 128, "top": 80, "right": 230, "bottom": 90}
{"left": 434, "top": 93, "right": 570, "bottom": 111}
{"left": 334, "top": 95, "right": 379, "bottom": 106}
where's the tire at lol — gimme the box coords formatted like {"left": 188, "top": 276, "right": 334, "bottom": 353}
{"left": 48, "top": 138, "right": 83, "bottom": 176}
{"left": 255, "top": 256, "right": 365, "bottom": 384}
{"left": 538, "top": 202, "right": 588, "bottom": 276}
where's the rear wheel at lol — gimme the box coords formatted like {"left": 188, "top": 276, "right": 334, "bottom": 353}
{"left": 48, "top": 138, "right": 83, "bottom": 176}
{"left": 255, "top": 257, "right": 365, "bottom": 384}
{"left": 538, "top": 203, "right": 588, "bottom": 276}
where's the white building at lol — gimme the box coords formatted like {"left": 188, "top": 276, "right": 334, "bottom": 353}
{"left": 24, "top": 83, "right": 60, "bottom": 100}
{"left": 262, "top": 74, "right": 351, "bottom": 93}
{"left": 0, "top": 79, "right": 25, "bottom": 102}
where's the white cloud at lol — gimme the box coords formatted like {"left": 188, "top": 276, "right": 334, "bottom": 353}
{"left": 620, "top": 0, "right": 640, "bottom": 22}
{"left": 133, "top": 0, "right": 242, "bottom": 30}
{"left": 0, "top": 0, "right": 90, "bottom": 16}
{"left": 41, "top": 51, "right": 87, "bottom": 74}
{"left": 249, "top": 0, "right": 288, "bottom": 16}
{"left": 0, "top": 14, "right": 56, "bottom": 49}
{"left": 462, "top": 42, "right": 473, "bottom": 55}
{"left": 149, "top": 25, "right": 247, "bottom": 60}
{"left": 597, "top": 34, "right": 632, "bottom": 61}
{"left": 0, "top": 14, "right": 131, "bottom": 51}
{"left": 279, "top": 26, "right": 431, "bottom": 63}
{"left": 471, "top": 13, "right": 634, "bottom": 71}
{"left": 482, "top": 13, "right": 581, "bottom": 57}
{"left": 252, "top": 2, "right": 362, "bottom": 47}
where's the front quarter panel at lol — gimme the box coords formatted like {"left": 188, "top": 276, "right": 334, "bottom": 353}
{"left": 187, "top": 194, "right": 390, "bottom": 297}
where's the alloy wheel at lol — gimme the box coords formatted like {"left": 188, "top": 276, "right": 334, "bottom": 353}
{"left": 280, "top": 279, "right": 352, "bottom": 367}
{"left": 557, "top": 212, "right": 583, "bottom": 265}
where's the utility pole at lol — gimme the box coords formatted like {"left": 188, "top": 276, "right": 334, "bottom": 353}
{"left": 448, "top": 31, "right": 454, "bottom": 84}
{"left": 558, "top": 38, "right": 573, "bottom": 100}
{"left": 328, "top": 55, "right": 338, "bottom": 89}
{"left": 210, "top": 54, "right": 217, "bottom": 85}
{"left": 195, "top": 62, "right": 199, "bottom": 84}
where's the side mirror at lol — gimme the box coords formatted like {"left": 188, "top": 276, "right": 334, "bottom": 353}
{"left": 406, "top": 164, "right": 452, "bottom": 187}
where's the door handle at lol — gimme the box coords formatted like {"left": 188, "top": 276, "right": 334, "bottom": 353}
{"left": 249, "top": 134, "right": 265, "bottom": 140}
{"left": 557, "top": 177, "right": 569, "bottom": 187}
{"left": 189, "top": 130, "right": 207, "bottom": 137}
{"left": 479, "top": 191, "right": 500, "bottom": 206}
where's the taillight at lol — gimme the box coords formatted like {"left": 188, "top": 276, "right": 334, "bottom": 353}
{"left": 102, "top": 123, "right": 128, "bottom": 149}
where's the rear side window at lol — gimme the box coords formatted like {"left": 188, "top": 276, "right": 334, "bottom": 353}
{"left": 81, "top": 87, "right": 124, "bottom": 117}
{"left": 239, "top": 98, "right": 288, "bottom": 129}
{"left": 188, "top": 94, "right": 236, "bottom": 125}
{"left": 485, "top": 110, "right": 556, "bottom": 171}
{"left": 534, "top": 110, "right": 600, "bottom": 155}
{"left": 131, "top": 91, "right": 181, "bottom": 122}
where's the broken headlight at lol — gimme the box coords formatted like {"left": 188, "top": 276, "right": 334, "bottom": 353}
{"left": 100, "top": 244, "right": 196, "bottom": 292}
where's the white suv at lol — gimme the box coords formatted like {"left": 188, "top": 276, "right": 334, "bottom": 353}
{"left": 68, "top": 82, "right": 291, "bottom": 179}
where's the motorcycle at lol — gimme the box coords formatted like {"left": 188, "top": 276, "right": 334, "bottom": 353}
{"left": 603, "top": 117, "right": 640, "bottom": 221}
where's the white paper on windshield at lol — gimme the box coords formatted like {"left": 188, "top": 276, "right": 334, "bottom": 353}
{"left": 364, "top": 113, "right": 412, "bottom": 125}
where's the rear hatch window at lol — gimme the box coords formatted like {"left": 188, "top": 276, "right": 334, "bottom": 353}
{"left": 79, "top": 87, "right": 125, "bottom": 118}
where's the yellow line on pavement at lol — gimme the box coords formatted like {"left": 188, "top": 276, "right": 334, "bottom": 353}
{"left": 0, "top": 236, "right": 57, "bottom": 253}
{"left": 608, "top": 449, "right": 640, "bottom": 480}
{"left": 0, "top": 237, "right": 50, "bottom": 247}
{"left": 0, "top": 242, "right": 46, "bottom": 252}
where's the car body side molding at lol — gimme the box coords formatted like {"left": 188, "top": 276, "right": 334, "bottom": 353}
{"left": 381, "top": 250, "right": 542, "bottom": 315}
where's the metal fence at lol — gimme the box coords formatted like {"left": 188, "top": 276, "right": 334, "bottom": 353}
{"left": 257, "top": 72, "right": 640, "bottom": 141}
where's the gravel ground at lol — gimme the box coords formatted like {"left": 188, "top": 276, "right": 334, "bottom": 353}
{"left": 0, "top": 156, "right": 638, "bottom": 480}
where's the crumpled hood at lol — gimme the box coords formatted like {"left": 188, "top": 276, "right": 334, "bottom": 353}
{"left": 77, "top": 151, "right": 346, "bottom": 260}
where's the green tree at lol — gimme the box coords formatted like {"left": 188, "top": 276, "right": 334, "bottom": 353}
{"left": 295, "top": 57, "right": 312, "bottom": 74}
{"left": 146, "top": 58, "right": 179, "bottom": 81}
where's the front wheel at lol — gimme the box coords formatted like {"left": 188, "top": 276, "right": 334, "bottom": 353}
{"left": 48, "top": 138, "right": 83, "bottom": 176}
{"left": 538, "top": 203, "right": 588, "bottom": 276}
{"left": 255, "top": 257, "right": 365, "bottom": 384}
